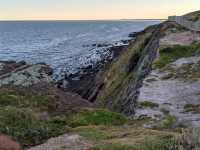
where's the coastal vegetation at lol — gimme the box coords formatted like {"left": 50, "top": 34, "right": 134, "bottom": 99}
{"left": 184, "top": 104, "right": 200, "bottom": 114}
{"left": 137, "top": 101, "right": 159, "bottom": 108}
{"left": 71, "top": 125, "right": 180, "bottom": 150}
{"left": 154, "top": 43, "right": 200, "bottom": 69}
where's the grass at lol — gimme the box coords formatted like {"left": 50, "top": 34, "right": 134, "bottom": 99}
{"left": 70, "top": 126, "right": 112, "bottom": 141}
{"left": 94, "top": 140, "right": 179, "bottom": 150}
{"left": 138, "top": 101, "right": 159, "bottom": 108}
{"left": 0, "top": 93, "right": 53, "bottom": 109}
{"left": 0, "top": 106, "right": 66, "bottom": 147}
{"left": 0, "top": 90, "right": 128, "bottom": 147}
{"left": 154, "top": 43, "right": 200, "bottom": 69}
{"left": 93, "top": 144, "right": 135, "bottom": 150}
{"left": 0, "top": 90, "right": 56, "bottom": 111}
{"left": 0, "top": 106, "right": 127, "bottom": 147}
{"left": 67, "top": 108, "right": 127, "bottom": 127}
{"left": 160, "top": 115, "right": 177, "bottom": 129}
{"left": 184, "top": 104, "right": 200, "bottom": 114}
{"left": 1, "top": 89, "right": 193, "bottom": 149}
{"left": 0, "top": 90, "right": 67, "bottom": 147}
{"left": 71, "top": 125, "right": 180, "bottom": 150}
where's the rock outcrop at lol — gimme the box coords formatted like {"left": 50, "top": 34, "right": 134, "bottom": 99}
{"left": 95, "top": 22, "right": 187, "bottom": 115}
{"left": 0, "top": 61, "right": 53, "bottom": 87}
{"left": 135, "top": 28, "right": 200, "bottom": 127}
{"left": 28, "top": 134, "right": 92, "bottom": 150}
{"left": 62, "top": 10, "right": 200, "bottom": 127}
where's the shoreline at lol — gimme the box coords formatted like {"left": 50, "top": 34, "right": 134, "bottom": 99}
{"left": 0, "top": 10, "right": 200, "bottom": 149}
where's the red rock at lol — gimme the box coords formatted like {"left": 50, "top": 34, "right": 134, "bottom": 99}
{"left": 0, "top": 134, "right": 21, "bottom": 150}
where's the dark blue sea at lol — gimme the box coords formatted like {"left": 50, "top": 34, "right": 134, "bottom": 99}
{"left": 0, "top": 20, "right": 161, "bottom": 78}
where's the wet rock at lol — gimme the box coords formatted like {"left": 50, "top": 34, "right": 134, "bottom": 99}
{"left": 58, "top": 43, "right": 128, "bottom": 101}
{"left": 121, "top": 39, "right": 131, "bottom": 45}
{"left": 128, "top": 32, "right": 138, "bottom": 38}
{"left": 96, "top": 43, "right": 111, "bottom": 47}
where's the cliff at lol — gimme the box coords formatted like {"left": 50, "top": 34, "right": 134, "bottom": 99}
{"left": 92, "top": 12, "right": 200, "bottom": 127}
{"left": 0, "top": 10, "right": 200, "bottom": 150}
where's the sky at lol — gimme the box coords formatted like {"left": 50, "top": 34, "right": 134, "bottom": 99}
{"left": 0, "top": 0, "right": 200, "bottom": 20}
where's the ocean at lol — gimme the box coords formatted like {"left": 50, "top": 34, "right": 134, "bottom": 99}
{"left": 0, "top": 20, "right": 161, "bottom": 78}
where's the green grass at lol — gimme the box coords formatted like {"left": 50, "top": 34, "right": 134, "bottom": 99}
{"left": 67, "top": 109, "right": 127, "bottom": 127}
{"left": 0, "top": 90, "right": 128, "bottom": 147}
{"left": 71, "top": 125, "right": 181, "bottom": 150}
{"left": 71, "top": 126, "right": 112, "bottom": 141}
{"left": 0, "top": 90, "right": 68, "bottom": 147}
{"left": 138, "top": 101, "right": 159, "bottom": 108}
{"left": 0, "top": 93, "right": 56, "bottom": 111}
{"left": 73, "top": 125, "right": 180, "bottom": 150}
{"left": 154, "top": 43, "right": 200, "bottom": 69}
{"left": 0, "top": 106, "right": 66, "bottom": 147}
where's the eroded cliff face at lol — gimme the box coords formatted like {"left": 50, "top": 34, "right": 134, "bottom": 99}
{"left": 94, "top": 22, "right": 188, "bottom": 115}
{"left": 135, "top": 29, "right": 200, "bottom": 127}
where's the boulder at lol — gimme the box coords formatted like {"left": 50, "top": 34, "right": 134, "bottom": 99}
{"left": 0, "top": 134, "right": 21, "bottom": 150}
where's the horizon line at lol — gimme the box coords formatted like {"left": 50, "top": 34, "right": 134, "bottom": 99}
{"left": 0, "top": 18, "right": 167, "bottom": 22}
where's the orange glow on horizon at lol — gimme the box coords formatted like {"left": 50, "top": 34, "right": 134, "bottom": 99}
{"left": 0, "top": 0, "right": 199, "bottom": 20}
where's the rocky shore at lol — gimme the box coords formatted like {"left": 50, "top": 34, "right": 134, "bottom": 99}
{"left": 0, "top": 10, "right": 200, "bottom": 150}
